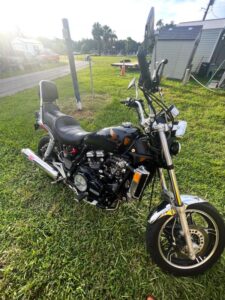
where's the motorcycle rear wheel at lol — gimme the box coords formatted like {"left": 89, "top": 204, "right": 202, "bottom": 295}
{"left": 38, "top": 135, "right": 50, "bottom": 158}
{"left": 37, "top": 135, "right": 58, "bottom": 163}
{"left": 146, "top": 202, "right": 225, "bottom": 276}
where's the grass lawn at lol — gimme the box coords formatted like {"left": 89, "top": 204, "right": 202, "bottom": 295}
{"left": 0, "top": 56, "right": 225, "bottom": 299}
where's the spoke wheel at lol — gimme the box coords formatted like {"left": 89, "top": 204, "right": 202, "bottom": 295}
{"left": 38, "top": 135, "right": 50, "bottom": 158}
{"left": 146, "top": 203, "right": 225, "bottom": 276}
{"left": 37, "top": 135, "right": 57, "bottom": 162}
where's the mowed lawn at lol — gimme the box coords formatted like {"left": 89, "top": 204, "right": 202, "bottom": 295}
{"left": 0, "top": 56, "right": 225, "bottom": 299}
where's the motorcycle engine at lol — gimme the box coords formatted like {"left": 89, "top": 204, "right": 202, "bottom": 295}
{"left": 73, "top": 151, "right": 129, "bottom": 209}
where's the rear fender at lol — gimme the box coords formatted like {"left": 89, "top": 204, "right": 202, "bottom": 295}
{"left": 148, "top": 195, "right": 207, "bottom": 224}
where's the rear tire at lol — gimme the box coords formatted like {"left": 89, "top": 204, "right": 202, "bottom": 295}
{"left": 37, "top": 135, "right": 50, "bottom": 158}
{"left": 146, "top": 202, "right": 225, "bottom": 276}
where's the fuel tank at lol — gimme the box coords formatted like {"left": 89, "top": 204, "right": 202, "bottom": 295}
{"left": 84, "top": 123, "right": 141, "bottom": 152}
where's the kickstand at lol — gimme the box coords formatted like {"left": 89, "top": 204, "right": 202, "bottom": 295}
{"left": 51, "top": 177, "right": 64, "bottom": 184}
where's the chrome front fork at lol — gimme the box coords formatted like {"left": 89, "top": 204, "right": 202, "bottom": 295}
{"left": 158, "top": 130, "right": 196, "bottom": 260}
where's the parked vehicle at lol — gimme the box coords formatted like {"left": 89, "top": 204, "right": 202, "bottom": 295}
{"left": 38, "top": 50, "right": 59, "bottom": 63}
{"left": 21, "top": 9, "right": 225, "bottom": 276}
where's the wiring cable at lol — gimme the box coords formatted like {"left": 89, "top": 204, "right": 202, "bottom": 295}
{"left": 190, "top": 74, "right": 220, "bottom": 93}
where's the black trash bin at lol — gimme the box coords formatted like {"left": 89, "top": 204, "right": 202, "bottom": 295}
{"left": 198, "top": 62, "right": 210, "bottom": 77}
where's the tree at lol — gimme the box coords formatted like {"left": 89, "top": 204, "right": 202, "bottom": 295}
{"left": 38, "top": 37, "right": 66, "bottom": 54}
{"left": 156, "top": 19, "right": 164, "bottom": 30}
{"left": 92, "top": 23, "right": 118, "bottom": 55}
{"left": 114, "top": 39, "right": 126, "bottom": 55}
{"left": 0, "top": 33, "right": 15, "bottom": 72}
{"left": 156, "top": 19, "right": 176, "bottom": 31}
{"left": 92, "top": 22, "right": 103, "bottom": 55}
{"left": 102, "top": 25, "right": 117, "bottom": 54}
{"left": 73, "top": 22, "right": 139, "bottom": 55}
{"left": 76, "top": 39, "right": 98, "bottom": 54}
{"left": 109, "top": 32, "right": 117, "bottom": 54}
{"left": 126, "top": 37, "right": 139, "bottom": 55}
{"left": 102, "top": 25, "right": 112, "bottom": 54}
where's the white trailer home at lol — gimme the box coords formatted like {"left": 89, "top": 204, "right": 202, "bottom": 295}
{"left": 152, "top": 18, "right": 225, "bottom": 80}
{"left": 151, "top": 25, "right": 202, "bottom": 80}
{"left": 178, "top": 18, "right": 225, "bottom": 77}
{"left": 11, "top": 38, "right": 44, "bottom": 57}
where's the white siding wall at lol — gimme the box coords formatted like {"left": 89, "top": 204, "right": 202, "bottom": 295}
{"left": 152, "top": 40, "right": 195, "bottom": 80}
{"left": 191, "top": 29, "right": 222, "bottom": 72}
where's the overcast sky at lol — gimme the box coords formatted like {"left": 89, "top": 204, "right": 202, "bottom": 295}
{"left": 1, "top": 0, "right": 225, "bottom": 42}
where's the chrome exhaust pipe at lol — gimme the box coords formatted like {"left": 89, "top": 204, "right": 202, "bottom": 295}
{"left": 21, "top": 148, "right": 58, "bottom": 180}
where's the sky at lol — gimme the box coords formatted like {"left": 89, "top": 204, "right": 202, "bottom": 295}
{"left": 1, "top": 0, "right": 225, "bottom": 42}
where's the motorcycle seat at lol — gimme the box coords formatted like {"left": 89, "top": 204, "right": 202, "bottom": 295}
{"left": 43, "top": 103, "right": 65, "bottom": 130}
{"left": 54, "top": 115, "right": 90, "bottom": 145}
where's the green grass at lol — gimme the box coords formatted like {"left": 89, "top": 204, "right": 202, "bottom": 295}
{"left": 0, "top": 56, "right": 225, "bottom": 299}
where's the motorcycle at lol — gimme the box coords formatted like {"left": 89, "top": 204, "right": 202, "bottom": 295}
{"left": 21, "top": 11, "right": 225, "bottom": 276}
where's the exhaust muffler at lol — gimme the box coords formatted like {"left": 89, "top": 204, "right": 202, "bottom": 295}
{"left": 21, "top": 148, "right": 58, "bottom": 180}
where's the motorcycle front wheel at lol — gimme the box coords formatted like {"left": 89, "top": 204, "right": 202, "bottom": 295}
{"left": 146, "top": 202, "right": 225, "bottom": 276}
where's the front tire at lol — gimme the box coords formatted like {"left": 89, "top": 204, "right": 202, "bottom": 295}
{"left": 146, "top": 202, "right": 225, "bottom": 276}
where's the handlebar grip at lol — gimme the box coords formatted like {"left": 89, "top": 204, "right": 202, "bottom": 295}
{"left": 120, "top": 99, "right": 138, "bottom": 108}
{"left": 153, "top": 58, "right": 169, "bottom": 87}
{"left": 120, "top": 100, "right": 127, "bottom": 104}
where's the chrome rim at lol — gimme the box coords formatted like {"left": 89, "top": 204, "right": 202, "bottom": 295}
{"left": 158, "top": 208, "right": 219, "bottom": 269}
{"left": 39, "top": 143, "right": 48, "bottom": 157}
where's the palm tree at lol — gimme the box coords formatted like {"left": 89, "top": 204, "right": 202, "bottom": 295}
{"left": 156, "top": 19, "right": 164, "bottom": 30}
{"left": 109, "top": 32, "right": 117, "bottom": 54}
{"left": 92, "top": 22, "right": 103, "bottom": 55}
{"left": 102, "top": 25, "right": 112, "bottom": 54}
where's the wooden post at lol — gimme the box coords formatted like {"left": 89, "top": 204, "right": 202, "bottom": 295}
{"left": 182, "top": 68, "right": 191, "bottom": 85}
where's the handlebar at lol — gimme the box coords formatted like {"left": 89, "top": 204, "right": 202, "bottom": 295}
{"left": 120, "top": 98, "right": 145, "bottom": 107}
{"left": 155, "top": 59, "right": 168, "bottom": 76}
{"left": 152, "top": 59, "right": 168, "bottom": 85}
{"left": 120, "top": 99, "right": 146, "bottom": 126}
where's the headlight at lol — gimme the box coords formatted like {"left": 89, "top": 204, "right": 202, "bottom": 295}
{"left": 174, "top": 120, "right": 187, "bottom": 138}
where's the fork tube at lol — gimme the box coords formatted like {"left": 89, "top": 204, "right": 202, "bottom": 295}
{"left": 158, "top": 131, "right": 182, "bottom": 206}
{"left": 158, "top": 130, "right": 196, "bottom": 260}
{"left": 158, "top": 168, "right": 167, "bottom": 191}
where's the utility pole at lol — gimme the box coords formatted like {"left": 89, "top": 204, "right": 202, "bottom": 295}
{"left": 203, "top": 0, "right": 215, "bottom": 21}
{"left": 62, "top": 18, "right": 82, "bottom": 110}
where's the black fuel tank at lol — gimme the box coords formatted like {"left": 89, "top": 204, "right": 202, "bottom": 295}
{"left": 84, "top": 123, "right": 140, "bottom": 152}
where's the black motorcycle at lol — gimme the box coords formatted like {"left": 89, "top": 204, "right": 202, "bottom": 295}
{"left": 22, "top": 12, "right": 225, "bottom": 276}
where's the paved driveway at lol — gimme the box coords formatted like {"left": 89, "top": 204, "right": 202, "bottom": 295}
{"left": 0, "top": 61, "right": 88, "bottom": 97}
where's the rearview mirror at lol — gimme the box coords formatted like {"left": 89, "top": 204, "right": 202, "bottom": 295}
{"left": 127, "top": 78, "right": 136, "bottom": 90}
{"left": 127, "top": 77, "right": 139, "bottom": 99}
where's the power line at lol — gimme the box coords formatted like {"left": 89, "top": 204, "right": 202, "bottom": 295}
{"left": 210, "top": 7, "right": 220, "bottom": 19}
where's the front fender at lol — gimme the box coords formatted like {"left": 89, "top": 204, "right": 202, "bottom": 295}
{"left": 148, "top": 195, "right": 207, "bottom": 224}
